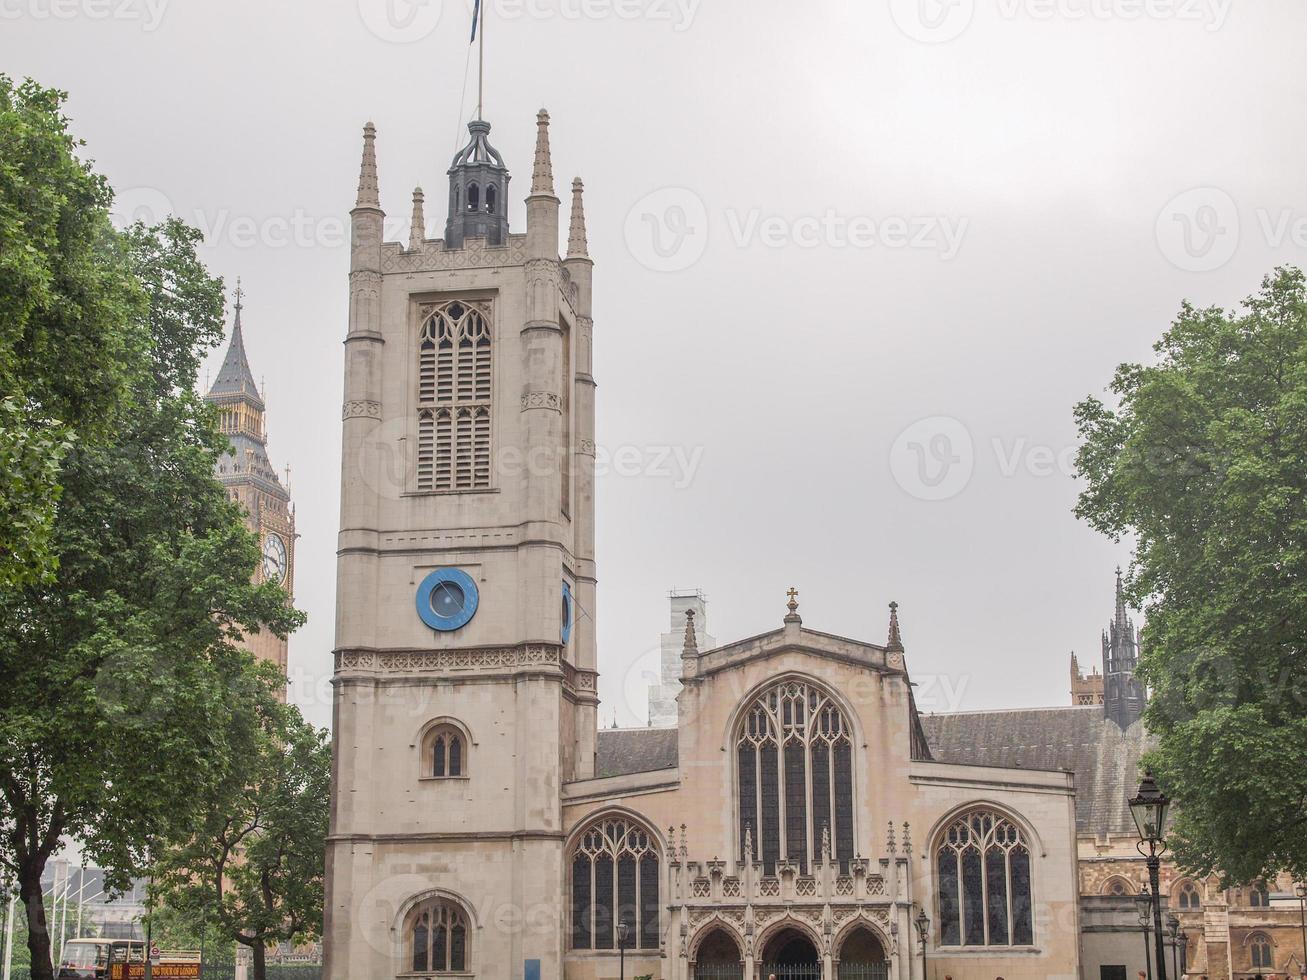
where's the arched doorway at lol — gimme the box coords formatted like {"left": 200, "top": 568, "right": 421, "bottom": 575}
{"left": 836, "top": 926, "right": 888, "bottom": 980}
{"left": 760, "top": 927, "right": 821, "bottom": 980}
{"left": 695, "top": 927, "right": 743, "bottom": 980}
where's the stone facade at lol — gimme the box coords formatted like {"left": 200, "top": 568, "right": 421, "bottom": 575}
{"left": 323, "top": 108, "right": 1087, "bottom": 980}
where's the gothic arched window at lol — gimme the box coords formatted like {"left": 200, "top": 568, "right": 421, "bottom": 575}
{"left": 417, "top": 302, "right": 492, "bottom": 492}
{"left": 486, "top": 183, "right": 498, "bottom": 215}
{"left": 1249, "top": 881, "right": 1270, "bottom": 907}
{"left": 425, "top": 725, "right": 465, "bottom": 779}
{"left": 570, "top": 817, "right": 660, "bottom": 952}
{"left": 936, "top": 809, "right": 1034, "bottom": 947}
{"left": 467, "top": 182, "right": 480, "bottom": 211}
{"left": 1250, "top": 933, "right": 1274, "bottom": 969}
{"left": 409, "top": 899, "right": 469, "bottom": 973}
{"left": 736, "top": 681, "right": 854, "bottom": 875}
{"left": 1174, "top": 879, "right": 1201, "bottom": 910}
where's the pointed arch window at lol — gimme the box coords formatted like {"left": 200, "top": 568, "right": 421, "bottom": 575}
{"left": 467, "top": 183, "right": 479, "bottom": 211}
{"left": 736, "top": 681, "right": 854, "bottom": 875}
{"left": 485, "top": 184, "right": 498, "bottom": 215}
{"left": 417, "top": 301, "right": 492, "bottom": 492}
{"left": 1174, "top": 879, "right": 1201, "bottom": 910}
{"left": 409, "top": 899, "right": 469, "bottom": 974}
{"left": 1250, "top": 933, "right": 1274, "bottom": 969}
{"left": 936, "top": 809, "right": 1034, "bottom": 947}
{"left": 570, "top": 818, "right": 660, "bottom": 951}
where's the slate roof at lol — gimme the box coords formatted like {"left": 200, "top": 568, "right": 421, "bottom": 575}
{"left": 595, "top": 728, "right": 678, "bottom": 778}
{"left": 208, "top": 303, "right": 264, "bottom": 408}
{"left": 920, "top": 705, "right": 1154, "bottom": 835}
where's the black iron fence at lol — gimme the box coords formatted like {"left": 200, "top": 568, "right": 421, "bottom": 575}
{"left": 761, "top": 964, "right": 822, "bottom": 980}
{"left": 695, "top": 964, "right": 745, "bottom": 980}
{"left": 838, "top": 963, "right": 890, "bottom": 980}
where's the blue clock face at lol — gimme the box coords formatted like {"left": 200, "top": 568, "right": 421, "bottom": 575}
{"left": 417, "top": 569, "right": 479, "bottom": 632}
{"left": 561, "top": 581, "right": 575, "bottom": 645}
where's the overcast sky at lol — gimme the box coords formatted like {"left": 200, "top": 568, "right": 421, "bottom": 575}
{"left": 6, "top": 0, "right": 1306, "bottom": 730}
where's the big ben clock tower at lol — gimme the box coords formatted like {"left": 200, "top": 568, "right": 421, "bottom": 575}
{"left": 205, "top": 282, "right": 296, "bottom": 684}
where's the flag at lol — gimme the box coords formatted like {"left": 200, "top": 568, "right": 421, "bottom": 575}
{"left": 470, "top": 0, "right": 481, "bottom": 42}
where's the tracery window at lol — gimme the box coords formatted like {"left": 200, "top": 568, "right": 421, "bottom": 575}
{"left": 416, "top": 301, "right": 492, "bottom": 492}
{"left": 1250, "top": 933, "right": 1274, "bottom": 969}
{"left": 936, "top": 809, "right": 1034, "bottom": 947}
{"left": 570, "top": 817, "right": 659, "bottom": 951}
{"left": 428, "top": 726, "right": 464, "bottom": 779}
{"left": 736, "top": 681, "right": 854, "bottom": 875}
{"left": 1249, "top": 881, "right": 1270, "bottom": 907}
{"left": 1174, "top": 879, "right": 1201, "bottom": 910}
{"left": 410, "top": 899, "right": 469, "bottom": 974}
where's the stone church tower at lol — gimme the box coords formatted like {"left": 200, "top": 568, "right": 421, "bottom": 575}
{"left": 205, "top": 286, "right": 295, "bottom": 680}
{"left": 325, "top": 110, "right": 599, "bottom": 979}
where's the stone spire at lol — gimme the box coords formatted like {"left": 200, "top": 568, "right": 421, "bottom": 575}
{"left": 530, "top": 109, "right": 555, "bottom": 196}
{"left": 208, "top": 278, "right": 262, "bottom": 409}
{"left": 886, "top": 601, "right": 904, "bottom": 652}
{"left": 408, "top": 186, "right": 426, "bottom": 251}
{"left": 682, "top": 608, "right": 698, "bottom": 657}
{"left": 567, "top": 177, "right": 589, "bottom": 259}
{"left": 355, "top": 122, "right": 380, "bottom": 210}
{"left": 1102, "top": 567, "right": 1147, "bottom": 730}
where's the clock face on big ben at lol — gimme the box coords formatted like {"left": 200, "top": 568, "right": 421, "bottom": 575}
{"left": 262, "top": 532, "right": 288, "bottom": 585}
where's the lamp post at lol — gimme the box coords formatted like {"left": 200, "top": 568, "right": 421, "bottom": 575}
{"left": 915, "top": 906, "right": 930, "bottom": 980}
{"left": 1136, "top": 888, "right": 1154, "bottom": 980}
{"left": 1295, "top": 882, "right": 1307, "bottom": 980}
{"left": 1129, "top": 773, "right": 1171, "bottom": 980}
{"left": 1167, "top": 912, "right": 1181, "bottom": 980}
{"left": 617, "top": 919, "right": 630, "bottom": 980}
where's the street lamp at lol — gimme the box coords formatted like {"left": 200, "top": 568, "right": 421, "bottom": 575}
{"left": 1295, "top": 882, "right": 1307, "bottom": 980}
{"left": 1136, "top": 888, "right": 1154, "bottom": 980}
{"left": 1176, "top": 914, "right": 1186, "bottom": 980}
{"left": 617, "top": 919, "right": 630, "bottom": 980}
{"left": 915, "top": 907, "right": 930, "bottom": 980}
{"left": 1130, "top": 772, "right": 1171, "bottom": 980}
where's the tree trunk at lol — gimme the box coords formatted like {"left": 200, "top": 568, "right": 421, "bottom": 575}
{"left": 251, "top": 940, "right": 266, "bottom": 980}
{"left": 20, "top": 854, "right": 54, "bottom": 980}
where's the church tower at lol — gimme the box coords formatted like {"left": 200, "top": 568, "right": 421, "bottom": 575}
{"left": 205, "top": 285, "right": 295, "bottom": 682}
{"left": 325, "top": 110, "right": 598, "bottom": 980}
{"left": 1101, "top": 568, "right": 1147, "bottom": 729}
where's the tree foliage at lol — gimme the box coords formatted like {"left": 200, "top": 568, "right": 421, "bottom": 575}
{"left": 152, "top": 691, "right": 329, "bottom": 980}
{"left": 0, "top": 78, "right": 304, "bottom": 980}
{"left": 1074, "top": 266, "right": 1307, "bottom": 884}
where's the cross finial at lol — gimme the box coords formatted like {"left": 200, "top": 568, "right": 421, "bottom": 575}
{"left": 784, "top": 587, "right": 802, "bottom": 625}
{"left": 234, "top": 277, "right": 244, "bottom": 312}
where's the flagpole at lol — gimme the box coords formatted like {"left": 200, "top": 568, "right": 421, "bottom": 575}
{"left": 477, "top": 0, "right": 485, "bottom": 121}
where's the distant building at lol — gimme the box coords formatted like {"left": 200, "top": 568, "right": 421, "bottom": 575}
{"left": 204, "top": 286, "right": 296, "bottom": 682}
{"left": 647, "top": 591, "right": 715, "bottom": 728}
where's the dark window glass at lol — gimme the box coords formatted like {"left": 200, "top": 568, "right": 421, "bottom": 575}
{"left": 618, "top": 854, "right": 638, "bottom": 943}
{"left": 810, "top": 741, "right": 830, "bottom": 860}
{"left": 433, "top": 736, "right": 446, "bottom": 777}
{"left": 572, "top": 853, "right": 591, "bottom": 950}
{"left": 1011, "top": 847, "right": 1033, "bottom": 945}
{"left": 594, "top": 854, "right": 614, "bottom": 949}
{"left": 1100, "top": 967, "right": 1128, "bottom": 980}
{"left": 433, "top": 918, "right": 447, "bottom": 970}
{"left": 783, "top": 741, "right": 808, "bottom": 871}
{"left": 450, "top": 921, "right": 466, "bottom": 971}
{"left": 833, "top": 741, "right": 854, "bottom": 868}
{"left": 760, "top": 741, "right": 780, "bottom": 875}
{"left": 640, "top": 854, "right": 659, "bottom": 949}
{"left": 738, "top": 743, "right": 757, "bottom": 862}
{"left": 962, "top": 847, "right": 985, "bottom": 945}
{"left": 938, "top": 850, "right": 960, "bottom": 946}
{"left": 985, "top": 846, "right": 1010, "bottom": 945}
{"left": 412, "top": 915, "right": 428, "bottom": 973}
{"left": 448, "top": 735, "right": 462, "bottom": 776}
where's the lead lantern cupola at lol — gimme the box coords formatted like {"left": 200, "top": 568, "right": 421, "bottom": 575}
{"left": 444, "top": 119, "right": 510, "bottom": 248}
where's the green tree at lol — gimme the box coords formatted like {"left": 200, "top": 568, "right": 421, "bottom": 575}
{"left": 0, "top": 79, "right": 304, "bottom": 980}
{"left": 0, "top": 76, "right": 145, "bottom": 588}
{"left": 1074, "top": 266, "right": 1307, "bottom": 884}
{"left": 152, "top": 695, "right": 329, "bottom": 980}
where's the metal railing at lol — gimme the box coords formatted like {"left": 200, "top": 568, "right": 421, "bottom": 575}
{"left": 838, "top": 963, "right": 890, "bottom": 980}
{"left": 695, "top": 963, "right": 745, "bottom": 980}
{"left": 760, "top": 963, "right": 822, "bottom": 979}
